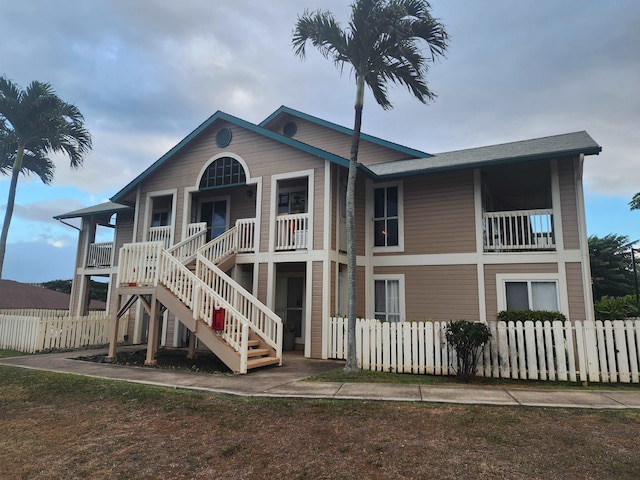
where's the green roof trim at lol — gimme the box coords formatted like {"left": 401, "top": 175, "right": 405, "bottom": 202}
{"left": 260, "top": 106, "right": 432, "bottom": 159}
{"left": 111, "top": 110, "right": 362, "bottom": 203}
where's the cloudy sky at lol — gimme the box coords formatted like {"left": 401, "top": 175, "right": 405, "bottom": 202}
{"left": 1, "top": 0, "right": 639, "bottom": 282}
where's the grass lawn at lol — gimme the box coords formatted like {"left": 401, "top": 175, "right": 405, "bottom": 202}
{"left": 1, "top": 365, "right": 639, "bottom": 479}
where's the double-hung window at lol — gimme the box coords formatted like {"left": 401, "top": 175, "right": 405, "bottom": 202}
{"left": 373, "top": 184, "right": 401, "bottom": 249}
{"left": 374, "top": 278, "right": 402, "bottom": 322}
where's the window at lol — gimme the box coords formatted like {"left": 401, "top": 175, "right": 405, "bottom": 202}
{"left": 199, "top": 156, "right": 246, "bottom": 189}
{"left": 278, "top": 189, "right": 307, "bottom": 215}
{"left": 374, "top": 279, "right": 401, "bottom": 322}
{"left": 151, "top": 211, "right": 169, "bottom": 227}
{"left": 374, "top": 186, "right": 399, "bottom": 247}
{"left": 505, "top": 281, "right": 559, "bottom": 311}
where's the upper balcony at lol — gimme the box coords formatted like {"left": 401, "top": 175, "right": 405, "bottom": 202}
{"left": 481, "top": 160, "right": 555, "bottom": 253}
{"left": 483, "top": 209, "right": 554, "bottom": 252}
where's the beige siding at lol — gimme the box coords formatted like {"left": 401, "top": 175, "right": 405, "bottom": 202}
{"left": 558, "top": 157, "right": 580, "bottom": 250}
{"left": 376, "top": 265, "right": 479, "bottom": 322}
{"left": 113, "top": 211, "right": 134, "bottom": 266}
{"left": 566, "top": 262, "right": 587, "bottom": 321}
{"left": 330, "top": 165, "right": 338, "bottom": 251}
{"left": 310, "top": 261, "right": 323, "bottom": 358}
{"left": 356, "top": 266, "right": 366, "bottom": 317}
{"left": 133, "top": 120, "right": 329, "bottom": 252}
{"left": 257, "top": 263, "right": 268, "bottom": 305}
{"left": 266, "top": 117, "right": 415, "bottom": 165}
{"left": 355, "top": 175, "right": 367, "bottom": 256}
{"left": 484, "top": 263, "right": 558, "bottom": 321}
{"left": 403, "top": 170, "right": 476, "bottom": 255}
{"left": 313, "top": 166, "right": 325, "bottom": 250}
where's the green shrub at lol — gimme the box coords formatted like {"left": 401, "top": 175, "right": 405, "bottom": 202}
{"left": 594, "top": 295, "right": 639, "bottom": 320}
{"left": 496, "top": 310, "right": 567, "bottom": 323}
{"left": 444, "top": 320, "right": 491, "bottom": 382}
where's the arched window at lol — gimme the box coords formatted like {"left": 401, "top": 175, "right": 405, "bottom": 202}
{"left": 199, "top": 156, "right": 246, "bottom": 190}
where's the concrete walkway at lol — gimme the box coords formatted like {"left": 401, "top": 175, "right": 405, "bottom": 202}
{"left": 1, "top": 347, "right": 640, "bottom": 409}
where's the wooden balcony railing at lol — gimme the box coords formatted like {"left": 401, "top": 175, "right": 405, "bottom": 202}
{"left": 275, "top": 213, "right": 309, "bottom": 251}
{"left": 483, "top": 209, "right": 555, "bottom": 252}
{"left": 86, "top": 241, "right": 114, "bottom": 268}
{"left": 147, "top": 226, "right": 172, "bottom": 249}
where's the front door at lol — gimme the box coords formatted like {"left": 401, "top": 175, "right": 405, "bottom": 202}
{"left": 200, "top": 199, "right": 228, "bottom": 241}
{"left": 276, "top": 276, "right": 304, "bottom": 339}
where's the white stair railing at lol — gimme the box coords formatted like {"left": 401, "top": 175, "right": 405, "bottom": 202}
{"left": 167, "top": 223, "right": 207, "bottom": 263}
{"left": 118, "top": 237, "right": 282, "bottom": 371}
{"left": 199, "top": 226, "right": 238, "bottom": 264}
{"left": 196, "top": 253, "right": 282, "bottom": 355}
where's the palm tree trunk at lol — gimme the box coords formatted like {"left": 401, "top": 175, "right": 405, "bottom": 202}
{"left": 0, "top": 145, "right": 25, "bottom": 278}
{"left": 344, "top": 77, "right": 365, "bottom": 374}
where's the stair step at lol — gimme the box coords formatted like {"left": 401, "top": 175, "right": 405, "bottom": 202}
{"left": 247, "top": 348, "right": 271, "bottom": 358}
{"left": 247, "top": 339, "right": 260, "bottom": 347}
{"left": 246, "top": 356, "right": 280, "bottom": 369}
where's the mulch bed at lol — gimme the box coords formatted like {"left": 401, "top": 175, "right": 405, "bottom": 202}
{"left": 74, "top": 348, "right": 232, "bottom": 374}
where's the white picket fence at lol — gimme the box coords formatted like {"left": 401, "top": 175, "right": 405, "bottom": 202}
{"left": 324, "top": 317, "right": 640, "bottom": 384}
{"left": 0, "top": 309, "right": 126, "bottom": 353}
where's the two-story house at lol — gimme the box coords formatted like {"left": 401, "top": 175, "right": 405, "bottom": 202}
{"left": 55, "top": 106, "right": 601, "bottom": 373}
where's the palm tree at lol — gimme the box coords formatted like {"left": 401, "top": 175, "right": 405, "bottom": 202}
{"left": 292, "top": 0, "right": 448, "bottom": 373}
{"left": 630, "top": 193, "right": 640, "bottom": 211}
{"left": 0, "top": 76, "right": 92, "bottom": 277}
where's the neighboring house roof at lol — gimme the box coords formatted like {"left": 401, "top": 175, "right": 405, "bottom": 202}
{"left": 368, "top": 131, "right": 602, "bottom": 179}
{"left": 54, "top": 201, "right": 132, "bottom": 221}
{"left": 110, "top": 109, "right": 363, "bottom": 204}
{"left": 260, "top": 105, "right": 432, "bottom": 159}
{"left": 0, "top": 280, "right": 106, "bottom": 310}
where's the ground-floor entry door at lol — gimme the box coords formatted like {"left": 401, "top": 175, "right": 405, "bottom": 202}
{"left": 200, "top": 199, "right": 228, "bottom": 241}
{"left": 276, "top": 275, "right": 304, "bottom": 339}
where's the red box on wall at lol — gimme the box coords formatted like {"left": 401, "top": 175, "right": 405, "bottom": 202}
{"left": 212, "top": 306, "right": 225, "bottom": 331}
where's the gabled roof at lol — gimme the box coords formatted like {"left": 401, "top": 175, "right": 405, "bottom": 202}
{"left": 261, "top": 105, "right": 432, "bottom": 158}
{"left": 368, "top": 131, "right": 601, "bottom": 178}
{"left": 110, "top": 110, "right": 358, "bottom": 203}
{"left": 54, "top": 202, "right": 132, "bottom": 220}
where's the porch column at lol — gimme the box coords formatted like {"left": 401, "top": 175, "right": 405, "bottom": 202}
{"left": 187, "top": 331, "right": 197, "bottom": 360}
{"left": 145, "top": 295, "right": 160, "bottom": 365}
{"left": 105, "top": 312, "right": 120, "bottom": 362}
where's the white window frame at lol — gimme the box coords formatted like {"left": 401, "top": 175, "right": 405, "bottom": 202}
{"left": 372, "top": 274, "right": 406, "bottom": 322}
{"left": 496, "top": 273, "right": 563, "bottom": 314}
{"left": 143, "top": 188, "right": 177, "bottom": 245}
{"left": 372, "top": 181, "right": 404, "bottom": 253}
{"left": 269, "top": 169, "right": 315, "bottom": 253}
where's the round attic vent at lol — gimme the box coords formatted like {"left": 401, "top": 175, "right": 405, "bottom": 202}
{"left": 216, "top": 128, "right": 232, "bottom": 148}
{"left": 283, "top": 121, "right": 297, "bottom": 138}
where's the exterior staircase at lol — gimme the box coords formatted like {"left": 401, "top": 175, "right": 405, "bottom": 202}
{"left": 116, "top": 224, "right": 282, "bottom": 373}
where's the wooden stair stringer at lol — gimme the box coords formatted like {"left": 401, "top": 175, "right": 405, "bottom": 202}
{"left": 155, "top": 284, "right": 241, "bottom": 373}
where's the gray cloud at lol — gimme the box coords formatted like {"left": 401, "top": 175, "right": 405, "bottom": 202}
{"left": 1, "top": 0, "right": 639, "bottom": 197}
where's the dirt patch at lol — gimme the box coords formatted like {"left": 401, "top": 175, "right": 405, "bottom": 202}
{"left": 74, "top": 348, "right": 232, "bottom": 374}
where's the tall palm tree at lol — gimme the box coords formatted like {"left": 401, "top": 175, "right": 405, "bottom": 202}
{"left": 293, "top": 0, "right": 448, "bottom": 373}
{"left": 0, "top": 76, "right": 92, "bottom": 277}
